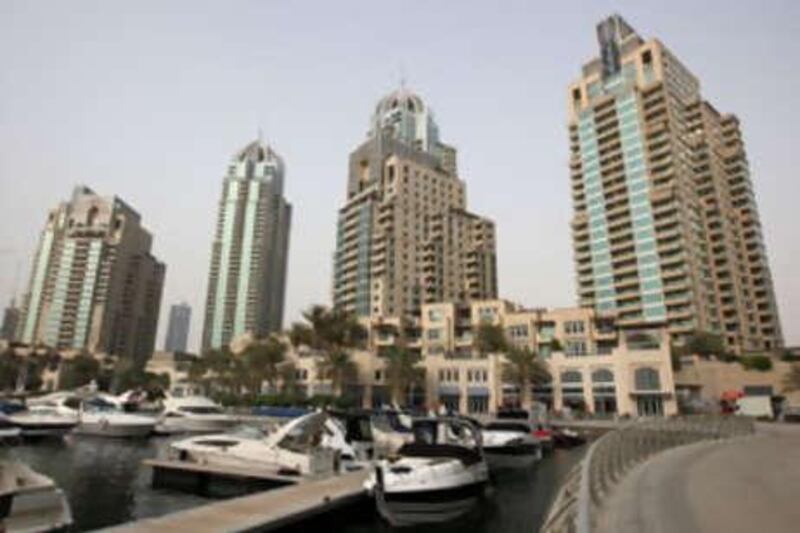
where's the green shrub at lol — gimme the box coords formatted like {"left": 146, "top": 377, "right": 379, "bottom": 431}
{"left": 739, "top": 355, "right": 773, "bottom": 372}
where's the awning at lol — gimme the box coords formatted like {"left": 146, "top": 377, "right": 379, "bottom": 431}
{"left": 438, "top": 384, "right": 460, "bottom": 396}
{"left": 467, "top": 386, "right": 489, "bottom": 397}
{"left": 629, "top": 391, "right": 673, "bottom": 398}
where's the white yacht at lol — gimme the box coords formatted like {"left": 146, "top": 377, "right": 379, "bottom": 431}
{"left": 480, "top": 420, "right": 542, "bottom": 470}
{"left": 168, "top": 411, "right": 339, "bottom": 478}
{"left": 7, "top": 405, "right": 78, "bottom": 439}
{"left": 0, "top": 460, "right": 72, "bottom": 532}
{"left": 365, "top": 417, "right": 489, "bottom": 527}
{"left": 155, "top": 394, "right": 236, "bottom": 435}
{"left": 29, "top": 393, "right": 155, "bottom": 438}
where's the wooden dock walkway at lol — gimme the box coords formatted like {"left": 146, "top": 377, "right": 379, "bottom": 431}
{"left": 104, "top": 469, "right": 370, "bottom": 532}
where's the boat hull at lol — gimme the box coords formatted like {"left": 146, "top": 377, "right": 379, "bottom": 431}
{"left": 155, "top": 417, "right": 237, "bottom": 435}
{"left": 74, "top": 421, "right": 154, "bottom": 438}
{"left": 15, "top": 423, "right": 76, "bottom": 439}
{"left": 376, "top": 479, "right": 487, "bottom": 526}
{"left": 484, "top": 443, "right": 541, "bottom": 470}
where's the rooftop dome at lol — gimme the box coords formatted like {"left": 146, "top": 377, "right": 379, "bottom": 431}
{"left": 373, "top": 87, "right": 427, "bottom": 117}
{"left": 370, "top": 85, "right": 440, "bottom": 154}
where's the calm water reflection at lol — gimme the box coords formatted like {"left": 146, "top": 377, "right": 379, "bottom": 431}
{"left": 0, "top": 437, "right": 585, "bottom": 532}
{"left": 1, "top": 436, "right": 208, "bottom": 531}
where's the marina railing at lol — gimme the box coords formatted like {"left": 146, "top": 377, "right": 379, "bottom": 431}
{"left": 540, "top": 416, "right": 754, "bottom": 533}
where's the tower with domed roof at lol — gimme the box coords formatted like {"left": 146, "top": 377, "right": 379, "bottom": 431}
{"left": 333, "top": 87, "right": 497, "bottom": 323}
{"left": 201, "top": 138, "right": 292, "bottom": 351}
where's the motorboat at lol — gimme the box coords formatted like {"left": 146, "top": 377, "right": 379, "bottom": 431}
{"left": 168, "top": 411, "right": 339, "bottom": 478}
{"left": 3, "top": 402, "right": 78, "bottom": 439}
{"left": 0, "top": 460, "right": 72, "bottom": 531}
{"left": 28, "top": 393, "right": 155, "bottom": 438}
{"left": 0, "top": 415, "right": 21, "bottom": 440}
{"left": 370, "top": 410, "right": 414, "bottom": 457}
{"left": 328, "top": 409, "right": 374, "bottom": 462}
{"left": 480, "top": 420, "right": 542, "bottom": 470}
{"left": 154, "top": 394, "right": 236, "bottom": 435}
{"left": 552, "top": 427, "right": 586, "bottom": 448}
{"left": 365, "top": 417, "right": 489, "bottom": 527}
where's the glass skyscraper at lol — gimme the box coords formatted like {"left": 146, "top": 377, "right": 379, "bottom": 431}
{"left": 164, "top": 301, "right": 191, "bottom": 353}
{"left": 201, "top": 140, "right": 292, "bottom": 352}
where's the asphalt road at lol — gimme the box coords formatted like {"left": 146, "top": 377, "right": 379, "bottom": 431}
{"left": 598, "top": 423, "right": 800, "bottom": 533}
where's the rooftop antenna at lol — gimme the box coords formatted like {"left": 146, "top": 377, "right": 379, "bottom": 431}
{"left": 399, "top": 63, "right": 408, "bottom": 90}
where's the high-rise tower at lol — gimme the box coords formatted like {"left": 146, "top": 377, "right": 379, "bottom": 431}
{"left": 568, "top": 15, "right": 782, "bottom": 353}
{"left": 164, "top": 301, "right": 191, "bottom": 353}
{"left": 18, "top": 186, "right": 165, "bottom": 363}
{"left": 333, "top": 87, "right": 497, "bottom": 321}
{"left": 201, "top": 140, "right": 292, "bottom": 352}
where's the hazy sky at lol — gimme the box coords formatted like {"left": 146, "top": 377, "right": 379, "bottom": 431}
{"left": 1, "top": 0, "right": 798, "bottom": 352}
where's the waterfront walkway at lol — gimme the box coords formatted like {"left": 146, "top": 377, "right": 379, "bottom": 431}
{"left": 105, "top": 469, "right": 368, "bottom": 533}
{"left": 599, "top": 423, "right": 800, "bottom": 533}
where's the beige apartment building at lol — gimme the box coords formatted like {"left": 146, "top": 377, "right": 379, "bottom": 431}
{"left": 17, "top": 186, "right": 164, "bottom": 364}
{"left": 332, "top": 87, "right": 497, "bottom": 321}
{"left": 285, "top": 299, "right": 677, "bottom": 417}
{"left": 568, "top": 15, "right": 782, "bottom": 355}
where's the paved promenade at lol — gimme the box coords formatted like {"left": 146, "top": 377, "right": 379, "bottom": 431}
{"left": 599, "top": 423, "right": 800, "bottom": 533}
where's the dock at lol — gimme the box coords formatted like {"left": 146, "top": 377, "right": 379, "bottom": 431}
{"left": 144, "top": 459, "right": 301, "bottom": 498}
{"left": 105, "top": 469, "right": 370, "bottom": 532}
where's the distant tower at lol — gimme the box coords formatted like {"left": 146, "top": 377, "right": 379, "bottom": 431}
{"left": 1, "top": 298, "right": 20, "bottom": 342}
{"left": 17, "top": 186, "right": 165, "bottom": 362}
{"left": 332, "top": 86, "right": 497, "bottom": 320}
{"left": 164, "top": 302, "right": 191, "bottom": 353}
{"left": 201, "top": 140, "right": 292, "bottom": 352}
{"left": 567, "top": 15, "right": 783, "bottom": 353}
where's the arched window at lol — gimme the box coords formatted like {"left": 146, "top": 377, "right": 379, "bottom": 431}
{"left": 561, "top": 370, "right": 583, "bottom": 383}
{"left": 592, "top": 369, "right": 614, "bottom": 383}
{"left": 87, "top": 206, "right": 99, "bottom": 226}
{"left": 634, "top": 367, "right": 661, "bottom": 391}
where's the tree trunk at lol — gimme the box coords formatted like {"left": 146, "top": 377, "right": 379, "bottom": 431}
{"left": 521, "top": 378, "right": 532, "bottom": 411}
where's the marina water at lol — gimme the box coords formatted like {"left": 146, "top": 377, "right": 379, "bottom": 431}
{"left": 1, "top": 436, "right": 585, "bottom": 532}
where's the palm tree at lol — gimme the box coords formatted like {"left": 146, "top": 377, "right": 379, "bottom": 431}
{"left": 290, "top": 305, "right": 367, "bottom": 397}
{"left": 783, "top": 364, "right": 800, "bottom": 393}
{"left": 474, "top": 322, "right": 508, "bottom": 357}
{"left": 316, "top": 349, "right": 357, "bottom": 397}
{"left": 383, "top": 345, "right": 423, "bottom": 407}
{"left": 242, "top": 336, "right": 287, "bottom": 394}
{"left": 502, "top": 346, "right": 551, "bottom": 410}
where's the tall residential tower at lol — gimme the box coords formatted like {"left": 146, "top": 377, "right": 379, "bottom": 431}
{"left": 568, "top": 15, "right": 782, "bottom": 353}
{"left": 333, "top": 87, "right": 497, "bottom": 321}
{"left": 18, "top": 186, "right": 165, "bottom": 363}
{"left": 164, "top": 301, "right": 191, "bottom": 353}
{"left": 201, "top": 140, "right": 292, "bottom": 352}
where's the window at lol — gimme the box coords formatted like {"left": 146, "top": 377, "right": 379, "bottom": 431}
{"left": 508, "top": 325, "right": 529, "bottom": 339}
{"left": 561, "top": 371, "right": 583, "bottom": 383}
{"left": 564, "top": 321, "right": 585, "bottom": 335}
{"left": 428, "top": 309, "right": 443, "bottom": 322}
{"left": 565, "top": 341, "right": 588, "bottom": 356}
{"left": 634, "top": 367, "right": 661, "bottom": 390}
{"left": 591, "top": 369, "right": 614, "bottom": 383}
{"left": 427, "top": 328, "right": 441, "bottom": 340}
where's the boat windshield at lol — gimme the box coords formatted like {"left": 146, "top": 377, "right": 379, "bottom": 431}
{"left": 373, "top": 411, "right": 411, "bottom": 433}
{"left": 485, "top": 422, "right": 530, "bottom": 433}
{"left": 177, "top": 406, "right": 223, "bottom": 415}
{"left": 84, "top": 398, "right": 118, "bottom": 413}
{"left": 228, "top": 425, "right": 268, "bottom": 440}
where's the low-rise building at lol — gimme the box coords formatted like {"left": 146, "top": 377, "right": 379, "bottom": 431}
{"left": 282, "top": 299, "right": 678, "bottom": 417}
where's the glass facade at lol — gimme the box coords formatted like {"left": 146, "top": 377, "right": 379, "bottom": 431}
{"left": 210, "top": 180, "right": 239, "bottom": 348}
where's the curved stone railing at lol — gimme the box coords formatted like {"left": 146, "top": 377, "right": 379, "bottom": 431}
{"left": 540, "top": 416, "right": 754, "bottom": 533}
